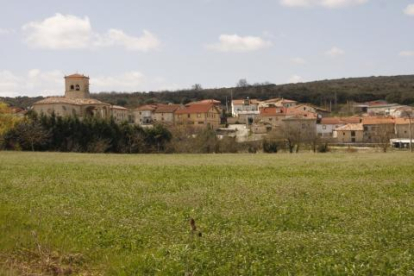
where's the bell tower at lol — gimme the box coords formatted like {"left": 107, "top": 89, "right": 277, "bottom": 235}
{"left": 64, "top": 73, "right": 90, "bottom": 99}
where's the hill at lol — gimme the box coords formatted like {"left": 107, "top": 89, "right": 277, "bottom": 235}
{"left": 2, "top": 74, "right": 414, "bottom": 110}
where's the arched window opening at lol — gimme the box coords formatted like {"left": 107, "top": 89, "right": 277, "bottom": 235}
{"left": 70, "top": 85, "right": 74, "bottom": 90}
{"left": 75, "top": 84, "right": 80, "bottom": 91}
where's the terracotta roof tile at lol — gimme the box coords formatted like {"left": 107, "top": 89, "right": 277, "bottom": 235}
{"left": 155, "top": 104, "right": 181, "bottom": 113}
{"left": 135, "top": 104, "right": 157, "bottom": 111}
{"left": 362, "top": 117, "right": 395, "bottom": 125}
{"left": 335, "top": 123, "right": 364, "bottom": 131}
{"left": 320, "top": 117, "right": 362, "bottom": 125}
{"left": 33, "top": 97, "right": 107, "bottom": 106}
{"left": 65, "top": 73, "right": 89, "bottom": 79}
{"left": 395, "top": 118, "right": 414, "bottom": 125}
{"left": 175, "top": 103, "right": 217, "bottom": 114}
{"left": 232, "top": 99, "right": 260, "bottom": 105}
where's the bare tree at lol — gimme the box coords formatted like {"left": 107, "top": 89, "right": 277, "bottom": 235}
{"left": 236, "top": 78, "right": 249, "bottom": 88}
{"left": 15, "top": 121, "right": 50, "bottom": 151}
{"left": 401, "top": 110, "right": 413, "bottom": 152}
{"left": 376, "top": 124, "right": 394, "bottom": 153}
{"left": 191, "top": 84, "right": 203, "bottom": 91}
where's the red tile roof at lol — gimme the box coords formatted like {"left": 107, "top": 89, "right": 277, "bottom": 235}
{"left": 362, "top": 117, "right": 395, "bottom": 125}
{"left": 175, "top": 103, "right": 218, "bottom": 114}
{"left": 65, "top": 73, "right": 88, "bottom": 79}
{"left": 232, "top": 99, "right": 260, "bottom": 105}
{"left": 33, "top": 97, "right": 107, "bottom": 106}
{"left": 335, "top": 123, "right": 364, "bottom": 131}
{"left": 111, "top": 105, "right": 128, "bottom": 110}
{"left": 155, "top": 104, "right": 181, "bottom": 113}
{"left": 320, "top": 117, "right": 362, "bottom": 125}
{"left": 135, "top": 104, "right": 157, "bottom": 111}
{"left": 259, "top": 107, "right": 285, "bottom": 116}
{"left": 395, "top": 118, "right": 414, "bottom": 125}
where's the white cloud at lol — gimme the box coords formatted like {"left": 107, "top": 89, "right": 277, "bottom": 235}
{"left": 291, "top": 57, "right": 307, "bottom": 64}
{"left": 281, "top": 0, "right": 368, "bottom": 8}
{"left": 0, "top": 70, "right": 175, "bottom": 97}
{"left": 325, "top": 46, "right": 345, "bottom": 57}
{"left": 95, "top": 29, "right": 160, "bottom": 52}
{"left": 0, "top": 28, "right": 16, "bottom": 35}
{"left": 287, "top": 75, "right": 304, "bottom": 83}
{"left": 0, "top": 70, "right": 64, "bottom": 97}
{"left": 91, "top": 72, "right": 146, "bottom": 91}
{"left": 404, "top": 4, "right": 414, "bottom": 16}
{"left": 206, "top": 34, "right": 272, "bottom": 52}
{"left": 22, "top": 13, "right": 160, "bottom": 51}
{"left": 399, "top": 51, "right": 414, "bottom": 57}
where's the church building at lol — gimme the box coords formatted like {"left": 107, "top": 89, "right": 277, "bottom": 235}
{"left": 32, "top": 74, "right": 127, "bottom": 122}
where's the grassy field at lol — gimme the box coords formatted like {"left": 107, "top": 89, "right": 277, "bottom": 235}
{"left": 0, "top": 152, "right": 413, "bottom": 275}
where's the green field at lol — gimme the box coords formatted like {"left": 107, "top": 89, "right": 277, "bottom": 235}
{"left": 1, "top": 152, "right": 413, "bottom": 275}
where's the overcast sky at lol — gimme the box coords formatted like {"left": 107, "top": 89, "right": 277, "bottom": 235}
{"left": 0, "top": 0, "right": 413, "bottom": 97}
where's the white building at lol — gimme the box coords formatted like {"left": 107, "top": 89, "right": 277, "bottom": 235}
{"left": 231, "top": 98, "right": 260, "bottom": 117}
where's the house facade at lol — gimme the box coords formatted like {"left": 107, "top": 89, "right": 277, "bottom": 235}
{"left": 153, "top": 104, "right": 181, "bottom": 125}
{"left": 133, "top": 105, "right": 157, "bottom": 125}
{"left": 395, "top": 118, "right": 414, "bottom": 139}
{"left": 174, "top": 103, "right": 221, "bottom": 128}
{"left": 334, "top": 124, "right": 364, "bottom": 143}
{"left": 362, "top": 117, "right": 395, "bottom": 143}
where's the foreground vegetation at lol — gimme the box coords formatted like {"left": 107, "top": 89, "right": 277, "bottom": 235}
{"left": 1, "top": 152, "right": 413, "bottom": 275}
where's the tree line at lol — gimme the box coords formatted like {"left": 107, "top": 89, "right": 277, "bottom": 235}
{"left": 2, "top": 75, "right": 414, "bottom": 110}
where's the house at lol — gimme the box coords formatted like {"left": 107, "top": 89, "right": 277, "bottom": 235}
{"left": 174, "top": 103, "right": 221, "bottom": 129}
{"left": 362, "top": 117, "right": 395, "bottom": 143}
{"left": 231, "top": 98, "right": 260, "bottom": 116}
{"left": 259, "top": 98, "right": 297, "bottom": 108}
{"left": 110, "top": 105, "right": 129, "bottom": 124}
{"left": 133, "top": 105, "right": 157, "bottom": 125}
{"left": 32, "top": 74, "right": 112, "bottom": 120}
{"left": 333, "top": 123, "right": 364, "bottom": 143}
{"left": 317, "top": 117, "right": 362, "bottom": 137}
{"left": 153, "top": 104, "right": 181, "bottom": 125}
{"left": 255, "top": 106, "right": 317, "bottom": 135}
{"left": 390, "top": 106, "right": 414, "bottom": 118}
{"left": 394, "top": 118, "right": 414, "bottom": 139}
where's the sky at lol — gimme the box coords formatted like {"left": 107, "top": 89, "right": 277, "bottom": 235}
{"left": 0, "top": 0, "right": 413, "bottom": 97}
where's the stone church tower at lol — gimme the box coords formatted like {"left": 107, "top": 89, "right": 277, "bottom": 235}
{"left": 64, "top": 74, "right": 90, "bottom": 99}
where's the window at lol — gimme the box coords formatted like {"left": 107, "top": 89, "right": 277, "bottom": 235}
{"left": 343, "top": 132, "right": 346, "bottom": 136}
{"left": 351, "top": 138, "right": 356, "bottom": 143}
{"left": 188, "top": 114, "right": 190, "bottom": 118}
{"left": 351, "top": 131, "right": 356, "bottom": 136}
{"left": 75, "top": 84, "right": 80, "bottom": 91}
{"left": 70, "top": 85, "right": 74, "bottom": 90}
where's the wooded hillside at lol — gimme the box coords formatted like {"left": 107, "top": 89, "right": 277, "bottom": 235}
{"left": 2, "top": 75, "right": 414, "bottom": 109}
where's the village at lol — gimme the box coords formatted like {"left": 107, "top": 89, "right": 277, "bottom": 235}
{"left": 24, "top": 73, "right": 414, "bottom": 150}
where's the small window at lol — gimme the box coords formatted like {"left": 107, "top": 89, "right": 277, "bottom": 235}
{"left": 351, "top": 131, "right": 356, "bottom": 136}
{"left": 70, "top": 85, "right": 75, "bottom": 90}
{"left": 75, "top": 84, "right": 80, "bottom": 91}
{"left": 188, "top": 114, "right": 190, "bottom": 118}
{"left": 343, "top": 132, "right": 346, "bottom": 136}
